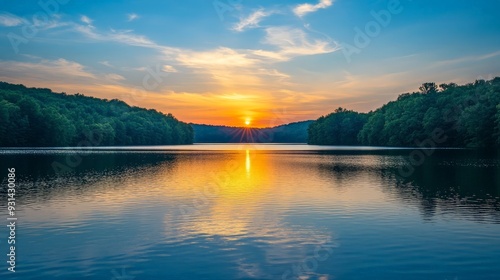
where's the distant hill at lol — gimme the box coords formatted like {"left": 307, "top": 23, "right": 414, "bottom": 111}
{"left": 0, "top": 82, "right": 193, "bottom": 147}
{"left": 191, "top": 120, "right": 313, "bottom": 143}
{"left": 308, "top": 78, "right": 500, "bottom": 148}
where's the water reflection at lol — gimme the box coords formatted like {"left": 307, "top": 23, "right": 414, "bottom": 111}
{"left": 1, "top": 150, "right": 499, "bottom": 225}
{"left": 246, "top": 149, "right": 251, "bottom": 176}
{"left": 390, "top": 151, "right": 500, "bottom": 222}
{"left": 0, "top": 148, "right": 499, "bottom": 279}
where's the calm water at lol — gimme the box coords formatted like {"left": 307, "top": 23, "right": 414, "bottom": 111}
{"left": 0, "top": 144, "right": 499, "bottom": 280}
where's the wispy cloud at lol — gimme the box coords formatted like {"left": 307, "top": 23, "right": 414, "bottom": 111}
{"left": 9, "top": 14, "right": 335, "bottom": 93}
{"left": 80, "top": 15, "right": 93, "bottom": 25}
{"left": 162, "top": 65, "right": 178, "bottom": 73}
{"left": 293, "top": 0, "right": 333, "bottom": 17}
{"left": 431, "top": 50, "right": 500, "bottom": 68}
{"left": 104, "top": 73, "right": 125, "bottom": 81}
{"left": 127, "top": 13, "right": 139, "bottom": 22}
{"left": 0, "top": 13, "right": 25, "bottom": 27}
{"left": 478, "top": 50, "right": 500, "bottom": 60}
{"left": 176, "top": 47, "right": 258, "bottom": 68}
{"left": 107, "top": 30, "right": 158, "bottom": 48}
{"left": 0, "top": 58, "right": 96, "bottom": 80}
{"left": 172, "top": 47, "right": 292, "bottom": 89}
{"left": 262, "top": 26, "right": 338, "bottom": 59}
{"left": 100, "top": 61, "right": 113, "bottom": 67}
{"left": 72, "top": 24, "right": 172, "bottom": 50}
{"left": 0, "top": 58, "right": 131, "bottom": 99}
{"left": 232, "top": 9, "right": 274, "bottom": 32}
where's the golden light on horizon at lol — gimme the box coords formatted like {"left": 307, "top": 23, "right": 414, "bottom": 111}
{"left": 245, "top": 119, "right": 251, "bottom": 126}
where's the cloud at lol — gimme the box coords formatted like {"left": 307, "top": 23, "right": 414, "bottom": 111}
{"left": 232, "top": 9, "right": 274, "bottom": 32}
{"left": 176, "top": 47, "right": 258, "bottom": 68}
{"left": 172, "top": 47, "right": 293, "bottom": 89}
{"left": 127, "top": 13, "right": 139, "bottom": 22}
{"left": 107, "top": 30, "right": 159, "bottom": 48}
{"left": 72, "top": 24, "right": 171, "bottom": 50}
{"left": 29, "top": 16, "right": 334, "bottom": 92}
{"left": 262, "top": 26, "right": 338, "bottom": 58}
{"left": 0, "top": 58, "right": 96, "bottom": 82}
{"left": 80, "top": 15, "right": 93, "bottom": 25}
{"left": 431, "top": 50, "right": 500, "bottom": 68}
{"left": 100, "top": 61, "right": 113, "bottom": 67}
{"left": 293, "top": 0, "right": 333, "bottom": 17}
{"left": 162, "top": 65, "right": 178, "bottom": 73}
{"left": 104, "top": 73, "right": 125, "bottom": 81}
{"left": 0, "top": 13, "right": 25, "bottom": 27}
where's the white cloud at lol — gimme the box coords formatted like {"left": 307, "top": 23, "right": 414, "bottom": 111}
{"left": 34, "top": 19, "right": 69, "bottom": 30}
{"left": 432, "top": 50, "right": 500, "bottom": 68}
{"left": 72, "top": 24, "right": 171, "bottom": 50}
{"left": 176, "top": 47, "right": 258, "bottom": 68}
{"left": 127, "top": 13, "right": 139, "bottom": 22}
{"left": 108, "top": 30, "right": 158, "bottom": 48}
{"left": 0, "top": 58, "right": 96, "bottom": 80}
{"left": 262, "top": 26, "right": 338, "bottom": 58}
{"left": 100, "top": 61, "right": 113, "bottom": 67}
{"left": 80, "top": 15, "right": 93, "bottom": 25}
{"left": 171, "top": 47, "right": 291, "bottom": 88}
{"left": 0, "top": 12, "right": 67, "bottom": 29}
{"left": 0, "top": 13, "right": 24, "bottom": 27}
{"left": 162, "top": 65, "right": 178, "bottom": 73}
{"left": 105, "top": 73, "right": 125, "bottom": 81}
{"left": 232, "top": 9, "right": 273, "bottom": 32}
{"left": 293, "top": 0, "right": 333, "bottom": 17}
{"left": 34, "top": 17, "right": 336, "bottom": 90}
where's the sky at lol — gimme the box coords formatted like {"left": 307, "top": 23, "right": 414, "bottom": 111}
{"left": 0, "top": 0, "right": 499, "bottom": 127}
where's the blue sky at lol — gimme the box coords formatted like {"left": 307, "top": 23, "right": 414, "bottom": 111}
{"left": 0, "top": 0, "right": 499, "bottom": 126}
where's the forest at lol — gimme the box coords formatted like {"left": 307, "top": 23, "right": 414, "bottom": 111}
{"left": 308, "top": 78, "right": 500, "bottom": 148}
{"left": 2, "top": 78, "right": 499, "bottom": 148}
{"left": 0, "top": 82, "right": 193, "bottom": 147}
{"left": 192, "top": 121, "right": 312, "bottom": 143}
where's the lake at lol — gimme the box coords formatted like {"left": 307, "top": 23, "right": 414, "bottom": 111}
{"left": 1, "top": 144, "right": 499, "bottom": 280}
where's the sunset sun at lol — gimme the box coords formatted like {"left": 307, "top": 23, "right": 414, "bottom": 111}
{"left": 245, "top": 119, "right": 251, "bottom": 126}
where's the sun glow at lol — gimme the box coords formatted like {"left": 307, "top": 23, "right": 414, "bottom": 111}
{"left": 245, "top": 119, "right": 251, "bottom": 126}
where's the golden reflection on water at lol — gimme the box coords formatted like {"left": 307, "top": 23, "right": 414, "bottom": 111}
{"left": 174, "top": 148, "right": 275, "bottom": 238}
{"left": 246, "top": 149, "right": 251, "bottom": 177}
{"left": 19, "top": 151, "right": 390, "bottom": 229}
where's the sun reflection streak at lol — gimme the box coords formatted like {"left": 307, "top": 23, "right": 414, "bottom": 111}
{"left": 246, "top": 149, "right": 251, "bottom": 177}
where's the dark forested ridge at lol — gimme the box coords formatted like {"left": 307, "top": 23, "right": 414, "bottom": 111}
{"left": 309, "top": 78, "right": 500, "bottom": 148}
{"left": 0, "top": 82, "right": 193, "bottom": 147}
{"left": 2, "top": 78, "right": 499, "bottom": 148}
{"left": 192, "top": 121, "right": 313, "bottom": 143}
{"left": 308, "top": 108, "right": 368, "bottom": 145}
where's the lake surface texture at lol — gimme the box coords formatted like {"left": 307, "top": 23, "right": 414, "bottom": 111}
{"left": 0, "top": 144, "right": 499, "bottom": 280}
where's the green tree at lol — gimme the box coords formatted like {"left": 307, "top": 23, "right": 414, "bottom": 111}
{"left": 0, "top": 82, "right": 193, "bottom": 147}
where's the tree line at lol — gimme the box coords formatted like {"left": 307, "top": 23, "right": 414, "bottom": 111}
{"left": 0, "top": 82, "right": 193, "bottom": 147}
{"left": 308, "top": 78, "right": 500, "bottom": 148}
{"left": 192, "top": 121, "right": 312, "bottom": 143}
